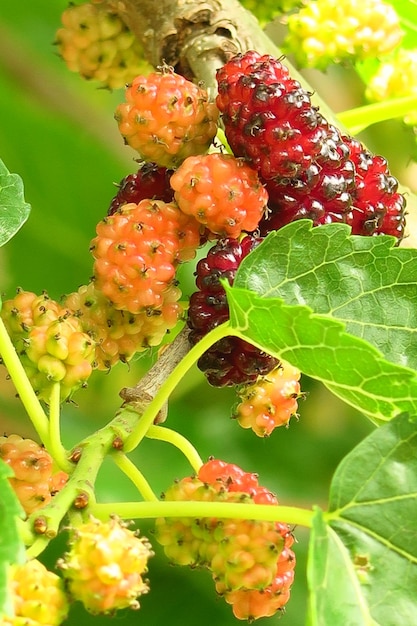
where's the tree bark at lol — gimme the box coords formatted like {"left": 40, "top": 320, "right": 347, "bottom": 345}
{"left": 111, "top": 0, "right": 271, "bottom": 91}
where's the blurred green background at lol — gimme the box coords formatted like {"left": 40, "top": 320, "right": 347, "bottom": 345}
{"left": 1, "top": 2, "right": 414, "bottom": 624}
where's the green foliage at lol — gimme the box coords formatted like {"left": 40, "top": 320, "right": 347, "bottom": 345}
{"left": 1, "top": 2, "right": 417, "bottom": 626}
{"left": 0, "top": 460, "right": 25, "bottom": 619}
{"left": 307, "top": 509, "right": 378, "bottom": 626}
{"left": 225, "top": 222, "right": 417, "bottom": 421}
{"left": 308, "top": 412, "right": 417, "bottom": 625}
{"left": 0, "top": 159, "right": 30, "bottom": 249}
{"left": 235, "top": 221, "right": 417, "bottom": 371}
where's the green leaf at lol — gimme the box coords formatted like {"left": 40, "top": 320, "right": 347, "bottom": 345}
{"left": 224, "top": 285, "right": 417, "bottom": 421}
{"left": 326, "top": 413, "right": 417, "bottom": 626}
{"left": 0, "top": 159, "right": 31, "bottom": 248}
{"left": 0, "top": 459, "right": 25, "bottom": 618}
{"left": 234, "top": 221, "right": 417, "bottom": 372}
{"left": 306, "top": 507, "right": 379, "bottom": 626}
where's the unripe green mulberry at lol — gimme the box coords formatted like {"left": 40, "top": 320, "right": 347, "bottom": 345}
{"left": 1, "top": 290, "right": 95, "bottom": 402}
{"left": 155, "top": 476, "right": 221, "bottom": 566}
{"left": 58, "top": 516, "right": 153, "bottom": 614}
{"left": 55, "top": 1, "right": 153, "bottom": 89}
{"left": 283, "top": 0, "right": 403, "bottom": 70}
{"left": 365, "top": 49, "right": 417, "bottom": 126}
{"left": 4, "top": 559, "right": 69, "bottom": 626}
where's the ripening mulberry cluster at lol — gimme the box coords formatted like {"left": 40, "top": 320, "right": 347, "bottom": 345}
{"left": 0, "top": 434, "right": 68, "bottom": 516}
{"left": 3, "top": 41, "right": 407, "bottom": 408}
{"left": 155, "top": 459, "right": 296, "bottom": 620}
{"left": 0, "top": 290, "right": 95, "bottom": 402}
{"left": 283, "top": 0, "right": 403, "bottom": 70}
{"left": 55, "top": 1, "right": 153, "bottom": 89}
{"left": 233, "top": 361, "right": 303, "bottom": 437}
{"left": 216, "top": 50, "right": 406, "bottom": 243}
{"left": 58, "top": 516, "right": 153, "bottom": 614}
{"left": 107, "top": 62, "right": 277, "bottom": 382}
{"left": 4, "top": 559, "right": 69, "bottom": 626}
{"left": 107, "top": 49, "right": 406, "bottom": 397}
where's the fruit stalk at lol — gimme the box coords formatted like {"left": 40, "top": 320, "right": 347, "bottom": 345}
{"left": 146, "top": 424, "right": 203, "bottom": 473}
{"left": 0, "top": 316, "right": 50, "bottom": 446}
{"left": 338, "top": 94, "right": 417, "bottom": 134}
{"left": 91, "top": 499, "right": 315, "bottom": 528}
{"left": 47, "top": 382, "right": 72, "bottom": 473}
{"left": 111, "top": 451, "right": 159, "bottom": 501}
{"left": 123, "top": 323, "right": 232, "bottom": 452}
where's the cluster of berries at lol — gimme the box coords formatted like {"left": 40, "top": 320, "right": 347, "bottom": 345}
{"left": 102, "top": 49, "right": 406, "bottom": 419}
{"left": 0, "top": 434, "right": 68, "bottom": 515}
{"left": 155, "top": 459, "right": 295, "bottom": 620}
{"left": 282, "top": 0, "right": 403, "bottom": 70}
{"left": 2, "top": 45, "right": 407, "bottom": 419}
{"left": 0, "top": 290, "right": 96, "bottom": 403}
{"left": 3, "top": 517, "right": 153, "bottom": 623}
{"left": 55, "top": 1, "right": 152, "bottom": 89}
{"left": 58, "top": 516, "right": 153, "bottom": 614}
{"left": 4, "top": 558, "right": 69, "bottom": 626}
{"left": 110, "top": 62, "right": 279, "bottom": 393}
{"left": 216, "top": 50, "right": 406, "bottom": 242}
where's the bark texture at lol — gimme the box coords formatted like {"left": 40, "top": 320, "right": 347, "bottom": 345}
{"left": 111, "top": 0, "right": 270, "bottom": 90}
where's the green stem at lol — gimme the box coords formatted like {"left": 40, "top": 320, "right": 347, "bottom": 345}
{"left": 48, "top": 383, "right": 71, "bottom": 473}
{"left": 24, "top": 408, "right": 147, "bottom": 545}
{"left": 124, "top": 323, "right": 231, "bottom": 452}
{"left": 26, "top": 421, "right": 120, "bottom": 540}
{"left": 25, "top": 536, "right": 51, "bottom": 559}
{"left": 16, "top": 517, "right": 35, "bottom": 547}
{"left": 90, "top": 500, "right": 315, "bottom": 528}
{"left": 111, "top": 451, "right": 159, "bottom": 501}
{"left": 338, "top": 95, "right": 417, "bottom": 134}
{"left": 0, "top": 317, "right": 50, "bottom": 445}
{"left": 146, "top": 424, "right": 203, "bottom": 474}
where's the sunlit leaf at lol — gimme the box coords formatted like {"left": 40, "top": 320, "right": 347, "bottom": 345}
{"left": 225, "top": 285, "right": 417, "bottom": 421}
{"left": 307, "top": 508, "right": 379, "bottom": 626}
{"left": 327, "top": 412, "right": 417, "bottom": 626}
{"left": 234, "top": 221, "right": 417, "bottom": 372}
{"left": 0, "top": 159, "right": 31, "bottom": 248}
